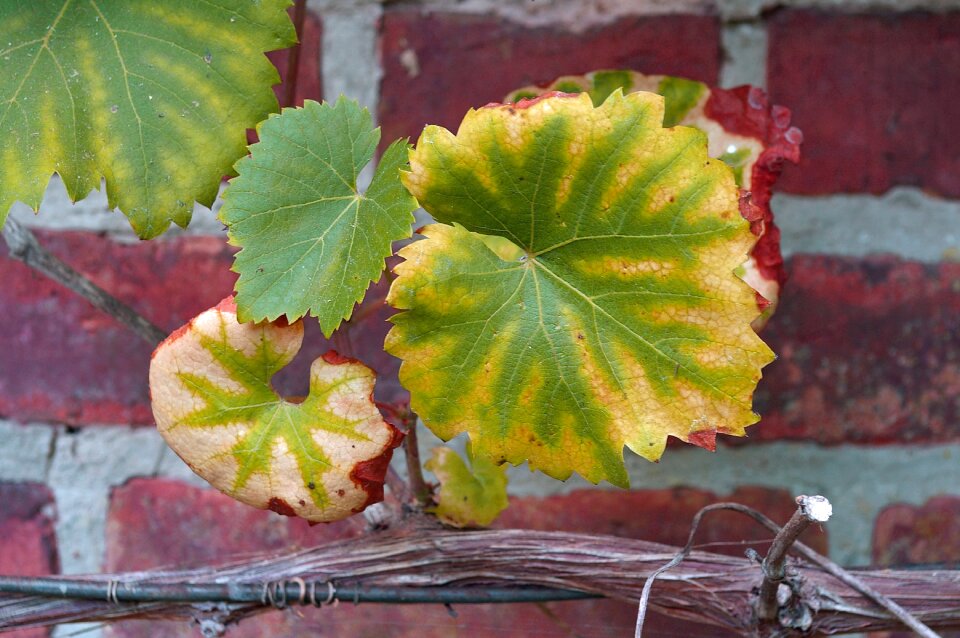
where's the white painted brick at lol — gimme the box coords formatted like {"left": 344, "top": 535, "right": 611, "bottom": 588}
{"left": 47, "top": 427, "right": 169, "bottom": 574}
{"left": 720, "top": 22, "right": 767, "bottom": 88}
{"left": 319, "top": 5, "right": 382, "bottom": 119}
{"left": 775, "top": 188, "right": 960, "bottom": 262}
{"left": 721, "top": 0, "right": 960, "bottom": 21}
{"left": 8, "top": 176, "right": 227, "bottom": 240}
{"left": 0, "top": 421, "right": 55, "bottom": 483}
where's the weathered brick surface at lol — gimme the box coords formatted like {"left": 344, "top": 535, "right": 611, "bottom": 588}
{"left": 0, "top": 482, "right": 58, "bottom": 638}
{"left": 104, "top": 481, "right": 815, "bottom": 636}
{"left": 870, "top": 496, "right": 960, "bottom": 638}
{"left": 266, "top": 9, "right": 323, "bottom": 108}
{"left": 497, "top": 486, "right": 828, "bottom": 554}
{"left": 0, "top": 232, "right": 403, "bottom": 426}
{"left": 0, "top": 232, "right": 236, "bottom": 426}
{"left": 767, "top": 10, "right": 960, "bottom": 197}
{"left": 873, "top": 495, "right": 960, "bottom": 567}
{"left": 105, "top": 478, "right": 361, "bottom": 571}
{"left": 752, "top": 256, "right": 960, "bottom": 444}
{"left": 379, "top": 9, "right": 721, "bottom": 145}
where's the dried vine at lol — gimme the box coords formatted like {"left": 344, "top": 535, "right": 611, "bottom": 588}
{"left": 0, "top": 519, "right": 958, "bottom": 636}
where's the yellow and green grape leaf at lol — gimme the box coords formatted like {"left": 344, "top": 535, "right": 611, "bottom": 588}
{"left": 506, "top": 72, "right": 753, "bottom": 186}
{"left": 387, "top": 92, "right": 774, "bottom": 487}
{"left": 149, "top": 297, "right": 404, "bottom": 523}
{"left": 425, "top": 444, "right": 509, "bottom": 528}
{"left": 506, "top": 70, "right": 804, "bottom": 330}
{"left": 219, "top": 98, "right": 417, "bottom": 335}
{"left": 0, "top": 1, "right": 295, "bottom": 239}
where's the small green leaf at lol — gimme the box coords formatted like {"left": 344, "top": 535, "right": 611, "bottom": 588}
{"left": 425, "top": 445, "right": 508, "bottom": 528}
{"left": 387, "top": 92, "right": 774, "bottom": 486}
{"left": 0, "top": 1, "right": 295, "bottom": 238}
{"left": 657, "top": 76, "right": 706, "bottom": 127}
{"left": 149, "top": 297, "right": 403, "bottom": 523}
{"left": 220, "top": 98, "right": 417, "bottom": 335}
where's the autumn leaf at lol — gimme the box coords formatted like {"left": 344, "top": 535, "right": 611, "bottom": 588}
{"left": 0, "top": 1, "right": 295, "bottom": 238}
{"left": 425, "top": 445, "right": 508, "bottom": 528}
{"left": 387, "top": 92, "right": 774, "bottom": 487}
{"left": 149, "top": 297, "right": 403, "bottom": 523}
{"left": 507, "top": 70, "right": 803, "bottom": 327}
{"left": 220, "top": 97, "right": 417, "bottom": 335}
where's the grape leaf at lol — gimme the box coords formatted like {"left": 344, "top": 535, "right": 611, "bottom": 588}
{"left": 149, "top": 297, "right": 403, "bottom": 523}
{"left": 0, "top": 1, "right": 295, "bottom": 239}
{"left": 386, "top": 92, "right": 774, "bottom": 487}
{"left": 507, "top": 70, "right": 803, "bottom": 328}
{"left": 425, "top": 445, "right": 508, "bottom": 528}
{"left": 220, "top": 98, "right": 417, "bottom": 335}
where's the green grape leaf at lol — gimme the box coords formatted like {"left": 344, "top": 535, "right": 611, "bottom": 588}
{"left": 425, "top": 444, "right": 509, "bottom": 528}
{"left": 220, "top": 98, "right": 417, "bottom": 335}
{"left": 0, "top": 1, "right": 295, "bottom": 239}
{"left": 149, "top": 297, "right": 403, "bottom": 523}
{"left": 386, "top": 92, "right": 774, "bottom": 487}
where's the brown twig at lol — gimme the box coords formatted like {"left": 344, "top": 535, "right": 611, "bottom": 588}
{"left": 1, "top": 217, "right": 166, "bottom": 346}
{"left": 283, "top": 0, "right": 307, "bottom": 108}
{"left": 757, "top": 495, "right": 832, "bottom": 621}
{"left": 696, "top": 501, "right": 941, "bottom": 638}
{"left": 633, "top": 499, "right": 941, "bottom": 638}
{"left": 634, "top": 502, "right": 735, "bottom": 637}
{"left": 401, "top": 414, "right": 432, "bottom": 508}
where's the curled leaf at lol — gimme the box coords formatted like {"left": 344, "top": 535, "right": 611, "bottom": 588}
{"left": 387, "top": 92, "right": 774, "bottom": 487}
{"left": 425, "top": 445, "right": 509, "bottom": 528}
{"left": 149, "top": 297, "right": 402, "bottom": 523}
{"left": 507, "top": 71, "right": 802, "bottom": 328}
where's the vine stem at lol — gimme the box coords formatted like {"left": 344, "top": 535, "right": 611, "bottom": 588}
{"left": 283, "top": 0, "right": 308, "bottom": 108}
{"left": 401, "top": 411, "right": 432, "bottom": 508}
{"left": 633, "top": 500, "right": 941, "bottom": 638}
{"left": 756, "top": 495, "right": 832, "bottom": 621}
{"left": 1, "top": 216, "right": 166, "bottom": 346}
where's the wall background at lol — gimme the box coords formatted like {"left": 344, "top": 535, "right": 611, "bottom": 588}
{"left": 2, "top": 0, "right": 959, "bottom": 636}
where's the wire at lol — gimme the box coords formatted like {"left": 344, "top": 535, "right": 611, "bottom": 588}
{"left": 0, "top": 577, "right": 599, "bottom": 606}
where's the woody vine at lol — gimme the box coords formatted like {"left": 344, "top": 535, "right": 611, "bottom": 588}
{"left": 0, "top": 2, "right": 956, "bottom": 637}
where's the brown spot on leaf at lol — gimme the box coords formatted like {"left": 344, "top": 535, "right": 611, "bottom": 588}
{"left": 267, "top": 497, "right": 297, "bottom": 517}
{"left": 322, "top": 350, "right": 359, "bottom": 365}
{"left": 349, "top": 425, "right": 405, "bottom": 512}
{"left": 687, "top": 429, "right": 717, "bottom": 452}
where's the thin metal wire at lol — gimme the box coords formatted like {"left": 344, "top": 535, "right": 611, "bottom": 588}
{"left": 0, "top": 577, "right": 599, "bottom": 606}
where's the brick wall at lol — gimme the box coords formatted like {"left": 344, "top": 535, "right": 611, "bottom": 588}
{"left": 1, "top": 1, "right": 959, "bottom": 636}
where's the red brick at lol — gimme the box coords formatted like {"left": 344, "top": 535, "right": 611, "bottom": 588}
{"left": 0, "top": 232, "right": 237, "bottom": 426}
{"left": 752, "top": 256, "right": 960, "bottom": 444}
{"left": 873, "top": 495, "right": 960, "bottom": 567}
{"left": 767, "top": 10, "right": 960, "bottom": 196}
{"left": 105, "top": 478, "right": 363, "bottom": 571}
{"left": 267, "top": 8, "right": 323, "bottom": 108}
{"left": 496, "top": 486, "right": 828, "bottom": 555}
{"left": 0, "top": 231, "right": 404, "bottom": 426}
{"left": 869, "top": 496, "right": 960, "bottom": 638}
{"left": 379, "top": 9, "right": 721, "bottom": 145}
{"left": 0, "top": 482, "right": 58, "bottom": 638}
